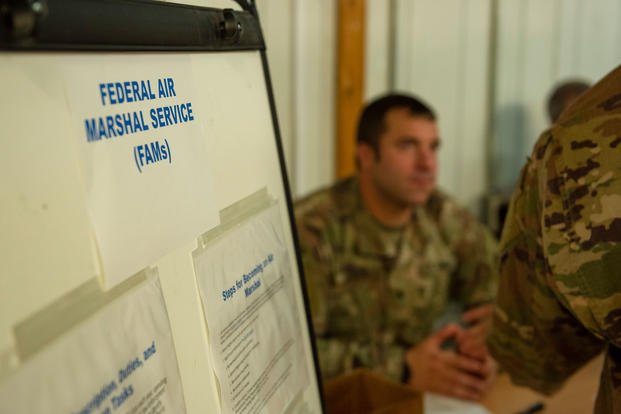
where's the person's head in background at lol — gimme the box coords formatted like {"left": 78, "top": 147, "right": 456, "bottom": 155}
{"left": 547, "top": 80, "right": 590, "bottom": 123}
{"left": 355, "top": 94, "right": 440, "bottom": 225}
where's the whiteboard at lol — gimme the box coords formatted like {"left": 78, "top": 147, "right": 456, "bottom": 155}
{"left": 0, "top": 1, "right": 323, "bottom": 412}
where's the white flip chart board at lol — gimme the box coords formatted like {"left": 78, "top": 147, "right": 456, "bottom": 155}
{"left": 0, "top": 0, "right": 323, "bottom": 412}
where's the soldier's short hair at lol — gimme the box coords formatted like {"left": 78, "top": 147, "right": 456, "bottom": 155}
{"left": 547, "top": 80, "right": 590, "bottom": 123}
{"left": 356, "top": 93, "right": 436, "bottom": 155}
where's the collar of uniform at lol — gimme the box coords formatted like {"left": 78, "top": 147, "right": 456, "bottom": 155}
{"left": 349, "top": 208, "right": 407, "bottom": 258}
{"left": 344, "top": 176, "right": 414, "bottom": 258}
{"left": 331, "top": 176, "right": 447, "bottom": 258}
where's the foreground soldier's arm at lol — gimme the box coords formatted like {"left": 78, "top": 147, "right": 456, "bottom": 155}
{"left": 487, "top": 129, "right": 605, "bottom": 395}
{"left": 489, "top": 66, "right": 621, "bottom": 411}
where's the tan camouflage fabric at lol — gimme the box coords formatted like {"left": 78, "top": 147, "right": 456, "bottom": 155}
{"left": 488, "top": 65, "right": 621, "bottom": 412}
{"left": 295, "top": 177, "right": 498, "bottom": 382}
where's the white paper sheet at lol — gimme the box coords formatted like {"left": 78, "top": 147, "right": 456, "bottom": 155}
{"left": 0, "top": 275, "right": 186, "bottom": 413}
{"left": 60, "top": 54, "right": 218, "bottom": 289}
{"left": 193, "top": 203, "right": 308, "bottom": 414}
{"left": 424, "top": 393, "right": 490, "bottom": 414}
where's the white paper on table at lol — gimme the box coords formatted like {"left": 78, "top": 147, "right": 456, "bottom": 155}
{"left": 424, "top": 393, "right": 490, "bottom": 414}
{"left": 60, "top": 54, "right": 218, "bottom": 289}
{"left": 0, "top": 274, "right": 186, "bottom": 414}
{"left": 193, "top": 203, "right": 308, "bottom": 414}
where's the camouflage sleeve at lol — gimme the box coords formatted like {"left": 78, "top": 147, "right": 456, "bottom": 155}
{"left": 294, "top": 205, "right": 335, "bottom": 375}
{"left": 294, "top": 206, "right": 329, "bottom": 335}
{"left": 488, "top": 131, "right": 605, "bottom": 395}
{"left": 294, "top": 202, "right": 407, "bottom": 380}
{"left": 437, "top": 195, "right": 499, "bottom": 309}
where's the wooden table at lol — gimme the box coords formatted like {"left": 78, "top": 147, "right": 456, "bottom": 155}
{"left": 482, "top": 354, "right": 603, "bottom": 414}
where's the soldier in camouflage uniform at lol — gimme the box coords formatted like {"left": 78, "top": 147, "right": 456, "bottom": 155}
{"left": 488, "top": 65, "right": 621, "bottom": 412}
{"left": 295, "top": 94, "right": 499, "bottom": 401}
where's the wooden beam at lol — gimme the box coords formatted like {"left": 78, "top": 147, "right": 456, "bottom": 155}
{"left": 336, "top": 0, "right": 365, "bottom": 179}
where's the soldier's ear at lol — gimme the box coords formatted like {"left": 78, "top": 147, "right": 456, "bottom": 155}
{"left": 357, "top": 143, "right": 376, "bottom": 170}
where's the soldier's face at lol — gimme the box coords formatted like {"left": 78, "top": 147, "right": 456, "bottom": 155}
{"left": 367, "top": 108, "right": 439, "bottom": 206}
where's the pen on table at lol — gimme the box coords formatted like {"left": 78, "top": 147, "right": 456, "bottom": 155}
{"left": 515, "top": 401, "right": 544, "bottom": 414}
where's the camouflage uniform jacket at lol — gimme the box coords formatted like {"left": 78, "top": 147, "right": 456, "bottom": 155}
{"left": 295, "top": 177, "right": 498, "bottom": 382}
{"left": 488, "top": 65, "right": 621, "bottom": 412}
